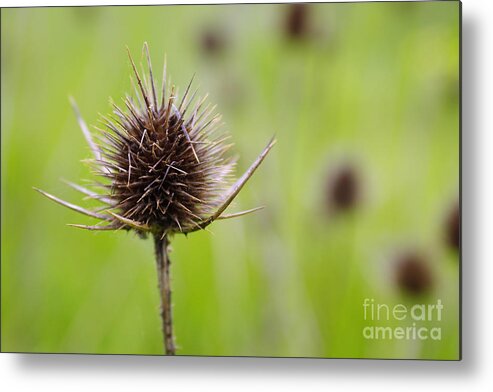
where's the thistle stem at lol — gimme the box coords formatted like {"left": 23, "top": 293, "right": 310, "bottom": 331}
{"left": 153, "top": 234, "right": 175, "bottom": 355}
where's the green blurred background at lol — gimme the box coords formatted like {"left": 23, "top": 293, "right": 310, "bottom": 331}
{"left": 1, "top": 2, "right": 459, "bottom": 359}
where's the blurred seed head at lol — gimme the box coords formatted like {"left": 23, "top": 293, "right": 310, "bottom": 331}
{"left": 200, "top": 28, "right": 227, "bottom": 57}
{"left": 284, "top": 4, "right": 311, "bottom": 41}
{"left": 395, "top": 251, "right": 433, "bottom": 296}
{"left": 445, "top": 202, "right": 460, "bottom": 251}
{"left": 326, "top": 164, "right": 360, "bottom": 213}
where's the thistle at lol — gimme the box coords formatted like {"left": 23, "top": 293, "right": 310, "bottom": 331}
{"left": 200, "top": 27, "right": 227, "bottom": 57}
{"left": 326, "top": 164, "right": 360, "bottom": 213}
{"left": 394, "top": 251, "right": 433, "bottom": 296}
{"left": 284, "top": 3, "right": 311, "bottom": 41}
{"left": 35, "top": 43, "right": 276, "bottom": 355}
{"left": 445, "top": 202, "right": 460, "bottom": 252}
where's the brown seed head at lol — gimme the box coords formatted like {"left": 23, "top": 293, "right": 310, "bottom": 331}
{"left": 445, "top": 202, "right": 460, "bottom": 251}
{"left": 36, "top": 43, "right": 276, "bottom": 238}
{"left": 284, "top": 4, "right": 310, "bottom": 41}
{"left": 395, "top": 251, "right": 433, "bottom": 296}
{"left": 96, "top": 45, "right": 234, "bottom": 236}
{"left": 200, "top": 28, "right": 227, "bottom": 56}
{"left": 327, "top": 164, "right": 360, "bottom": 213}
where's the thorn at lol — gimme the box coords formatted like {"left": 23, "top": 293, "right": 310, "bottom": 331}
{"left": 217, "top": 206, "right": 265, "bottom": 220}
{"left": 34, "top": 187, "right": 110, "bottom": 220}
{"left": 67, "top": 223, "right": 121, "bottom": 231}
{"left": 61, "top": 179, "right": 114, "bottom": 205}
{"left": 143, "top": 42, "right": 158, "bottom": 109}
{"left": 126, "top": 45, "right": 152, "bottom": 110}
{"left": 171, "top": 103, "right": 200, "bottom": 163}
{"left": 69, "top": 96, "right": 101, "bottom": 161}
{"left": 107, "top": 211, "right": 151, "bottom": 231}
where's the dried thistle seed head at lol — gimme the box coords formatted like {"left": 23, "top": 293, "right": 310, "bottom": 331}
{"left": 92, "top": 47, "right": 234, "bottom": 235}
{"left": 326, "top": 164, "right": 360, "bottom": 213}
{"left": 284, "top": 4, "right": 311, "bottom": 41}
{"left": 445, "top": 202, "right": 460, "bottom": 251}
{"left": 394, "top": 251, "right": 433, "bottom": 296}
{"left": 36, "top": 43, "right": 276, "bottom": 237}
{"left": 200, "top": 28, "right": 227, "bottom": 57}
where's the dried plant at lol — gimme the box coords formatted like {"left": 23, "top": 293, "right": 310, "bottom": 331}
{"left": 200, "top": 27, "right": 227, "bottom": 57}
{"left": 445, "top": 202, "right": 460, "bottom": 252}
{"left": 395, "top": 251, "right": 433, "bottom": 296}
{"left": 326, "top": 164, "right": 360, "bottom": 213}
{"left": 35, "top": 43, "right": 276, "bottom": 355}
{"left": 284, "top": 3, "right": 311, "bottom": 41}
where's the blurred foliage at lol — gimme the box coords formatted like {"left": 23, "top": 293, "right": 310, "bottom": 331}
{"left": 1, "top": 2, "right": 459, "bottom": 359}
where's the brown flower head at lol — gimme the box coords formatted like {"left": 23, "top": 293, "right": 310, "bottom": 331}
{"left": 200, "top": 28, "right": 227, "bottom": 56}
{"left": 326, "top": 164, "right": 360, "bottom": 213}
{"left": 284, "top": 4, "right": 311, "bottom": 41}
{"left": 445, "top": 202, "right": 460, "bottom": 251}
{"left": 36, "top": 43, "right": 275, "bottom": 238}
{"left": 395, "top": 251, "right": 433, "bottom": 296}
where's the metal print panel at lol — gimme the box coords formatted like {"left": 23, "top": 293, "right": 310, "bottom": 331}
{"left": 0, "top": 1, "right": 461, "bottom": 360}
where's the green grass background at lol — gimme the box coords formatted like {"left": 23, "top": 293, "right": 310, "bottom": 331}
{"left": 1, "top": 2, "right": 459, "bottom": 359}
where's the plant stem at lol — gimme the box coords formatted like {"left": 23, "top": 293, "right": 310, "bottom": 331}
{"left": 153, "top": 234, "right": 175, "bottom": 355}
